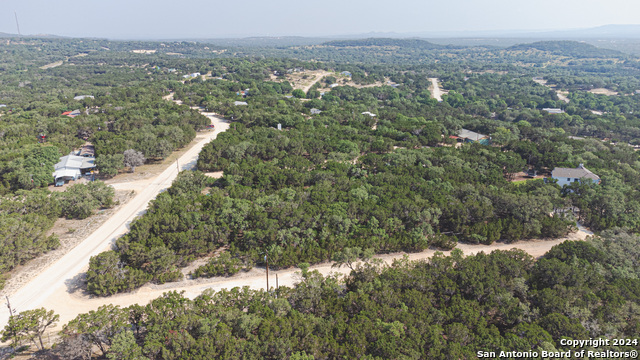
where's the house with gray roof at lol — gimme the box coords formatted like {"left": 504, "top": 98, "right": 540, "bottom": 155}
{"left": 458, "top": 129, "right": 490, "bottom": 145}
{"left": 53, "top": 154, "right": 96, "bottom": 182}
{"left": 551, "top": 164, "right": 600, "bottom": 186}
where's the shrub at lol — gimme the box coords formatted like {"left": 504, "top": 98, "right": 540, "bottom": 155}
{"left": 191, "top": 252, "right": 245, "bottom": 278}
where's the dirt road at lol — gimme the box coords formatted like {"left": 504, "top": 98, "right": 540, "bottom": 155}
{"left": 429, "top": 78, "right": 444, "bottom": 102}
{"left": 0, "top": 99, "right": 230, "bottom": 329}
{"left": 533, "top": 77, "right": 570, "bottom": 103}
{"left": 301, "top": 71, "right": 333, "bottom": 93}
{"left": 11, "top": 222, "right": 592, "bottom": 330}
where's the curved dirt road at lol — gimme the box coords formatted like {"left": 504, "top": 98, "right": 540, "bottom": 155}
{"left": 301, "top": 71, "right": 333, "bottom": 93}
{"left": 0, "top": 105, "right": 230, "bottom": 328}
{"left": 29, "top": 224, "right": 592, "bottom": 329}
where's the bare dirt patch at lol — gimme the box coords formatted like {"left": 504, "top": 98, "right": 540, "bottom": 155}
{"left": 0, "top": 190, "right": 136, "bottom": 298}
{"left": 532, "top": 78, "right": 547, "bottom": 86}
{"left": 510, "top": 171, "right": 546, "bottom": 182}
{"left": 299, "top": 70, "right": 333, "bottom": 93}
{"left": 589, "top": 88, "right": 618, "bottom": 96}
{"left": 47, "top": 177, "right": 91, "bottom": 192}
{"left": 39, "top": 61, "right": 63, "bottom": 70}
{"left": 204, "top": 171, "right": 223, "bottom": 178}
{"left": 270, "top": 70, "right": 394, "bottom": 95}
{"left": 269, "top": 70, "right": 334, "bottom": 92}
{"left": 317, "top": 78, "right": 392, "bottom": 93}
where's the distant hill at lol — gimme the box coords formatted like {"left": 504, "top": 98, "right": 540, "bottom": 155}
{"left": 0, "top": 32, "right": 66, "bottom": 39}
{"left": 386, "top": 24, "right": 640, "bottom": 40}
{"left": 194, "top": 36, "right": 329, "bottom": 47}
{"left": 323, "top": 38, "right": 448, "bottom": 49}
{"left": 31, "top": 33, "right": 67, "bottom": 39}
{"left": 507, "top": 40, "right": 625, "bottom": 58}
{"left": 537, "top": 24, "right": 640, "bottom": 39}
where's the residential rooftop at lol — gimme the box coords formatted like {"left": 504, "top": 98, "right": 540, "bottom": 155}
{"left": 458, "top": 128, "right": 488, "bottom": 140}
{"left": 552, "top": 164, "right": 600, "bottom": 182}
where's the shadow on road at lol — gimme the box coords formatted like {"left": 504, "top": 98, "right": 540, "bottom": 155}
{"left": 64, "top": 272, "right": 90, "bottom": 297}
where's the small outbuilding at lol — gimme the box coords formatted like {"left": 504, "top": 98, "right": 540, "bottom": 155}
{"left": 78, "top": 143, "right": 95, "bottom": 157}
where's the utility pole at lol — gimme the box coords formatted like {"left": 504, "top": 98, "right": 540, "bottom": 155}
{"left": 14, "top": 12, "right": 21, "bottom": 36}
{"left": 176, "top": 159, "right": 179, "bottom": 172}
{"left": 6, "top": 296, "right": 14, "bottom": 317}
{"left": 264, "top": 253, "right": 269, "bottom": 291}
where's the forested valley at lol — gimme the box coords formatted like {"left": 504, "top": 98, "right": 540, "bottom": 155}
{"left": 1, "top": 36, "right": 640, "bottom": 359}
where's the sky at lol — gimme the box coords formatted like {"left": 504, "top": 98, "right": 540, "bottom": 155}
{"left": 0, "top": 0, "right": 639, "bottom": 39}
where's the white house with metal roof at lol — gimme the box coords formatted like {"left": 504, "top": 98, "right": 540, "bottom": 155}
{"left": 53, "top": 154, "right": 96, "bottom": 182}
{"left": 551, "top": 164, "right": 600, "bottom": 186}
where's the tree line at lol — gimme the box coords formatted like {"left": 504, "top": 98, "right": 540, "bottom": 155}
{"left": 7, "top": 232, "right": 640, "bottom": 359}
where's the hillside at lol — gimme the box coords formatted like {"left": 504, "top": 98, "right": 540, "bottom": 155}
{"left": 507, "top": 40, "right": 625, "bottom": 58}
{"left": 323, "top": 37, "right": 449, "bottom": 49}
